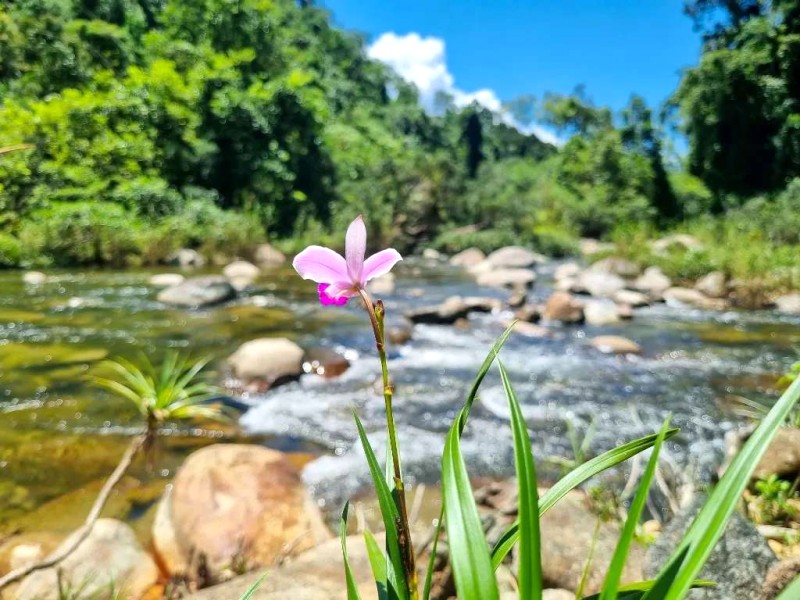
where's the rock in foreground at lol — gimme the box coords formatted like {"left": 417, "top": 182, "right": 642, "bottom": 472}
{"left": 228, "top": 338, "right": 304, "bottom": 387}
{"left": 153, "top": 445, "right": 331, "bottom": 578}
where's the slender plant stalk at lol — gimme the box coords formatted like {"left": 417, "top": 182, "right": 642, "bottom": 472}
{"left": 0, "top": 434, "right": 146, "bottom": 590}
{"left": 358, "top": 289, "right": 418, "bottom": 598}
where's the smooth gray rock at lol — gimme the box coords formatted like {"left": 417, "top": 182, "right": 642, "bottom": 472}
{"left": 157, "top": 276, "right": 236, "bottom": 307}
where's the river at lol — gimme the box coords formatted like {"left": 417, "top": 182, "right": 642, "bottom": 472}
{"left": 1, "top": 258, "right": 799, "bottom": 529}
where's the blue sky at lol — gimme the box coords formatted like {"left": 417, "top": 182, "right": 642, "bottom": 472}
{"left": 322, "top": 0, "right": 703, "bottom": 125}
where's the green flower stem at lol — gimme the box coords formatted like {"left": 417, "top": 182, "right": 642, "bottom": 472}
{"left": 358, "top": 289, "right": 418, "bottom": 599}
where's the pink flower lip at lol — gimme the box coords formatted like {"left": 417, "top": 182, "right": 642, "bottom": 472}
{"left": 292, "top": 216, "right": 403, "bottom": 306}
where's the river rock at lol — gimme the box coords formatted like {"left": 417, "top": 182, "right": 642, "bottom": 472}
{"left": 479, "top": 246, "right": 546, "bottom": 270}
{"left": 542, "top": 591, "right": 575, "bottom": 600}
{"left": 573, "top": 270, "right": 626, "bottom": 298}
{"left": 167, "top": 248, "right": 206, "bottom": 268}
{"left": 774, "top": 293, "right": 800, "bottom": 314}
{"left": 255, "top": 243, "right": 286, "bottom": 266}
{"left": 16, "top": 519, "right": 158, "bottom": 600}
{"left": 584, "top": 301, "right": 621, "bottom": 326}
{"left": 476, "top": 268, "right": 536, "bottom": 289}
{"left": 761, "top": 556, "right": 800, "bottom": 599}
{"left": 0, "top": 531, "right": 62, "bottom": 575}
{"left": 579, "top": 238, "right": 615, "bottom": 256}
{"left": 613, "top": 289, "right": 651, "bottom": 307}
{"left": 228, "top": 338, "right": 304, "bottom": 387}
{"left": 632, "top": 267, "right": 672, "bottom": 299}
{"left": 753, "top": 427, "right": 800, "bottom": 480}
{"left": 367, "top": 272, "right": 395, "bottom": 295}
{"left": 422, "top": 248, "right": 444, "bottom": 260}
{"left": 543, "top": 292, "right": 584, "bottom": 324}
{"left": 153, "top": 445, "right": 331, "bottom": 578}
{"left": 695, "top": 271, "right": 728, "bottom": 298}
{"left": 588, "top": 256, "right": 641, "bottom": 278}
{"left": 22, "top": 271, "right": 47, "bottom": 285}
{"left": 148, "top": 273, "right": 185, "bottom": 287}
{"left": 555, "top": 276, "right": 576, "bottom": 292}
{"left": 515, "top": 304, "right": 542, "bottom": 323}
{"left": 650, "top": 233, "right": 704, "bottom": 254}
{"left": 554, "top": 262, "right": 581, "bottom": 281}
{"left": 387, "top": 325, "right": 412, "bottom": 345}
{"left": 223, "top": 260, "right": 261, "bottom": 290}
{"left": 302, "top": 347, "right": 350, "bottom": 378}
{"left": 511, "top": 321, "right": 552, "bottom": 338}
{"left": 645, "top": 496, "right": 777, "bottom": 600}
{"left": 617, "top": 303, "right": 634, "bottom": 319}
{"left": 663, "top": 287, "right": 729, "bottom": 310}
{"left": 589, "top": 335, "right": 642, "bottom": 355}
{"left": 157, "top": 276, "right": 236, "bottom": 307}
{"left": 517, "top": 490, "right": 645, "bottom": 594}
{"left": 449, "top": 247, "right": 486, "bottom": 268}
{"left": 405, "top": 297, "right": 472, "bottom": 324}
{"left": 187, "top": 534, "right": 376, "bottom": 599}
{"left": 507, "top": 288, "right": 528, "bottom": 308}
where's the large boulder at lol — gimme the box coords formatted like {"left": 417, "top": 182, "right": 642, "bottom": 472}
{"left": 774, "top": 293, "right": 800, "bottom": 315}
{"left": 588, "top": 257, "right": 640, "bottom": 278}
{"left": 255, "top": 243, "right": 286, "bottom": 266}
{"left": 449, "top": 247, "right": 486, "bottom": 268}
{"left": 153, "top": 445, "right": 331, "bottom": 578}
{"left": 16, "top": 519, "right": 158, "bottom": 600}
{"left": 663, "top": 287, "right": 729, "bottom": 311}
{"left": 478, "top": 246, "right": 546, "bottom": 270}
{"left": 223, "top": 260, "right": 261, "bottom": 290}
{"left": 187, "top": 534, "right": 377, "bottom": 600}
{"left": 589, "top": 335, "right": 642, "bottom": 355}
{"left": 573, "top": 270, "right": 626, "bottom": 298}
{"left": 543, "top": 292, "right": 584, "bottom": 324}
{"left": 476, "top": 268, "right": 536, "bottom": 289}
{"left": 632, "top": 267, "right": 672, "bottom": 299}
{"left": 695, "top": 271, "right": 728, "bottom": 299}
{"left": 157, "top": 276, "right": 236, "bottom": 308}
{"left": 645, "top": 496, "right": 777, "bottom": 600}
{"left": 228, "top": 338, "right": 304, "bottom": 387}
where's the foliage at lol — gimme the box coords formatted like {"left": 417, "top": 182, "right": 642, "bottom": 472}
{"left": 750, "top": 474, "right": 795, "bottom": 525}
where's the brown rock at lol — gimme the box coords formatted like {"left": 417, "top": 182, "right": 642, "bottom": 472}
{"left": 754, "top": 427, "right": 800, "bottom": 480}
{"left": 663, "top": 287, "right": 729, "bottom": 310}
{"left": 302, "top": 348, "right": 350, "bottom": 378}
{"left": 761, "top": 556, "right": 800, "bottom": 599}
{"left": 588, "top": 256, "right": 641, "bottom": 278}
{"left": 514, "top": 304, "right": 542, "bottom": 323}
{"left": 632, "top": 267, "right": 672, "bottom": 299}
{"left": 255, "top": 244, "right": 286, "bottom": 266}
{"left": 511, "top": 321, "right": 552, "bottom": 338}
{"left": 449, "top": 247, "right": 486, "bottom": 268}
{"left": 695, "top": 271, "right": 728, "bottom": 299}
{"left": 387, "top": 325, "right": 413, "bottom": 345}
{"left": 589, "top": 335, "right": 642, "bottom": 355}
{"left": 153, "top": 444, "right": 331, "bottom": 577}
{"left": 223, "top": 260, "right": 261, "bottom": 291}
{"left": 507, "top": 288, "right": 528, "bottom": 308}
{"left": 616, "top": 303, "right": 635, "bottom": 320}
{"left": 543, "top": 292, "right": 584, "bottom": 324}
{"left": 613, "top": 289, "right": 651, "bottom": 307}
{"left": 17, "top": 519, "right": 158, "bottom": 600}
{"left": 228, "top": 338, "right": 304, "bottom": 387}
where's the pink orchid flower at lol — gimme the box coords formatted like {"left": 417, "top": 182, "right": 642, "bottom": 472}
{"left": 292, "top": 216, "right": 402, "bottom": 306}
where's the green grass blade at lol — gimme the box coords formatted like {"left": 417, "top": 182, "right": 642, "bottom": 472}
{"left": 364, "top": 528, "right": 388, "bottom": 600}
{"left": 500, "top": 362, "right": 542, "bottom": 600}
{"left": 576, "top": 520, "right": 601, "bottom": 600}
{"left": 777, "top": 574, "right": 800, "bottom": 600}
{"left": 600, "top": 418, "right": 671, "bottom": 600}
{"left": 442, "top": 406, "right": 500, "bottom": 600}
{"left": 340, "top": 502, "right": 363, "bottom": 600}
{"left": 491, "top": 428, "right": 679, "bottom": 568}
{"left": 582, "top": 580, "right": 715, "bottom": 600}
{"left": 238, "top": 573, "right": 267, "bottom": 600}
{"left": 422, "top": 323, "right": 516, "bottom": 599}
{"left": 354, "top": 413, "right": 409, "bottom": 600}
{"left": 644, "top": 375, "right": 800, "bottom": 600}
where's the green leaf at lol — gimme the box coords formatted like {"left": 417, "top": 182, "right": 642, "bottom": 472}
{"left": 500, "top": 362, "right": 542, "bottom": 600}
{"left": 644, "top": 375, "right": 800, "bottom": 600}
{"left": 340, "top": 502, "right": 363, "bottom": 600}
{"left": 600, "top": 417, "right": 671, "bottom": 600}
{"left": 582, "top": 579, "right": 715, "bottom": 600}
{"left": 238, "top": 573, "right": 267, "bottom": 600}
{"left": 353, "top": 413, "right": 410, "bottom": 600}
{"left": 364, "top": 529, "right": 388, "bottom": 600}
{"left": 776, "top": 574, "right": 800, "bottom": 600}
{"left": 423, "top": 321, "right": 516, "bottom": 599}
{"left": 442, "top": 406, "right": 500, "bottom": 600}
{"left": 491, "top": 428, "right": 680, "bottom": 568}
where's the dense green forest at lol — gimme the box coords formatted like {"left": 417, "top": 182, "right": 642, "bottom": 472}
{"left": 0, "top": 0, "right": 798, "bottom": 287}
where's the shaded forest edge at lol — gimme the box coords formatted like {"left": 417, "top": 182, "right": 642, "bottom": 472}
{"left": 0, "top": 0, "right": 798, "bottom": 297}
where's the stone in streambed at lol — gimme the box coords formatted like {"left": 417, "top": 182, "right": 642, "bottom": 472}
{"left": 589, "top": 335, "right": 641, "bottom": 355}
{"left": 663, "top": 287, "right": 729, "bottom": 310}
{"left": 774, "top": 293, "right": 800, "bottom": 315}
{"left": 158, "top": 276, "right": 236, "bottom": 308}
{"left": 223, "top": 260, "right": 261, "bottom": 290}
{"left": 613, "top": 289, "right": 651, "bottom": 307}
{"left": 16, "top": 519, "right": 158, "bottom": 600}
{"left": 152, "top": 445, "right": 331, "bottom": 578}
{"left": 22, "top": 271, "right": 48, "bottom": 285}
{"left": 695, "top": 271, "right": 728, "bottom": 299}
{"left": 476, "top": 268, "right": 536, "bottom": 289}
{"left": 572, "top": 270, "right": 626, "bottom": 298}
{"left": 753, "top": 427, "right": 800, "bottom": 481}
{"left": 228, "top": 338, "right": 304, "bottom": 388}
{"left": 632, "top": 266, "right": 672, "bottom": 299}
{"left": 584, "top": 301, "right": 621, "bottom": 326}
{"left": 167, "top": 248, "right": 205, "bottom": 268}
{"left": 302, "top": 347, "right": 350, "bottom": 378}
{"left": 449, "top": 247, "right": 486, "bottom": 268}
{"left": 148, "top": 273, "right": 185, "bottom": 287}
{"left": 473, "top": 246, "right": 546, "bottom": 271}
{"left": 543, "top": 292, "right": 584, "bottom": 324}
{"left": 405, "top": 296, "right": 499, "bottom": 324}
{"left": 254, "top": 243, "right": 286, "bottom": 266}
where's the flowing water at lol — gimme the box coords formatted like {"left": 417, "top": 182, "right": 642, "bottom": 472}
{"left": 1, "top": 259, "right": 799, "bottom": 529}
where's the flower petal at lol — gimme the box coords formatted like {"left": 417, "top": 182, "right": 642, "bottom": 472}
{"left": 318, "top": 283, "right": 349, "bottom": 306}
{"left": 345, "top": 215, "right": 367, "bottom": 282}
{"left": 362, "top": 248, "right": 403, "bottom": 283}
{"left": 293, "top": 246, "right": 348, "bottom": 284}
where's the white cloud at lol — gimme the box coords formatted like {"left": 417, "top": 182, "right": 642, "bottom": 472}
{"left": 367, "top": 32, "right": 562, "bottom": 146}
